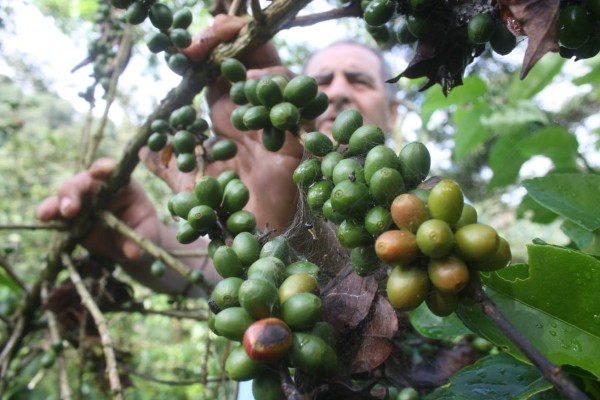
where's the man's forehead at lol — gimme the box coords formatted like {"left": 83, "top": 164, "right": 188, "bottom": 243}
{"left": 305, "top": 43, "right": 383, "bottom": 75}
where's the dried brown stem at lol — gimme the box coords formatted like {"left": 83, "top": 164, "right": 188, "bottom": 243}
{"left": 99, "top": 210, "right": 198, "bottom": 283}
{"left": 468, "top": 280, "right": 589, "bottom": 400}
{"left": 278, "top": 364, "right": 303, "bottom": 400}
{"left": 228, "top": 0, "right": 246, "bottom": 16}
{"left": 63, "top": 254, "right": 124, "bottom": 400}
{"left": 201, "top": 325, "right": 212, "bottom": 399}
{"left": 113, "top": 303, "right": 208, "bottom": 321}
{"left": 251, "top": 0, "right": 264, "bottom": 24}
{"left": 122, "top": 364, "right": 225, "bottom": 385}
{"left": 0, "top": 222, "right": 67, "bottom": 231}
{"left": 282, "top": 1, "right": 362, "bottom": 30}
{"left": 42, "top": 284, "right": 72, "bottom": 400}
{"left": 83, "top": 25, "right": 134, "bottom": 168}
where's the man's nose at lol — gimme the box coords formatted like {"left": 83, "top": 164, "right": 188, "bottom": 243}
{"left": 323, "top": 74, "right": 353, "bottom": 108}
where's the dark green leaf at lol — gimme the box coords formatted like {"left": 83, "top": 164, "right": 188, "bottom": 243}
{"left": 459, "top": 245, "right": 600, "bottom": 378}
{"left": 517, "top": 194, "right": 558, "bottom": 225}
{"left": 0, "top": 270, "right": 22, "bottom": 293}
{"left": 518, "top": 127, "right": 578, "bottom": 171}
{"left": 453, "top": 103, "right": 492, "bottom": 162}
{"left": 508, "top": 53, "right": 565, "bottom": 102}
{"left": 523, "top": 174, "right": 600, "bottom": 231}
{"left": 424, "top": 353, "right": 552, "bottom": 400}
{"left": 420, "top": 76, "right": 488, "bottom": 126}
{"left": 488, "top": 131, "right": 529, "bottom": 188}
{"left": 480, "top": 100, "right": 548, "bottom": 136}
{"left": 560, "top": 220, "right": 594, "bottom": 251}
{"left": 408, "top": 302, "right": 471, "bottom": 340}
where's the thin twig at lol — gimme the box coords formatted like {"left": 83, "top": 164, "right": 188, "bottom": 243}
{"left": 42, "top": 284, "right": 72, "bottom": 400}
{"left": 63, "top": 254, "right": 124, "bottom": 400}
{"left": 227, "top": 0, "right": 245, "bottom": 16}
{"left": 0, "top": 316, "right": 24, "bottom": 392}
{"left": 122, "top": 364, "right": 225, "bottom": 385}
{"left": 282, "top": 1, "right": 362, "bottom": 30}
{"left": 99, "top": 211, "right": 196, "bottom": 281}
{"left": 77, "top": 103, "right": 95, "bottom": 172}
{"left": 76, "top": 309, "right": 86, "bottom": 400}
{"left": 220, "top": 341, "right": 231, "bottom": 399}
{"left": 167, "top": 249, "right": 209, "bottom": 257}
{"left": 0, "top": 222, "right": 68, "bottom": 231}
{"left": 468, "top": 280, "right": 590, "bottom": 400}
{"left": 278, "top": 363, "right": 302, "bottom": 400}
{"left": 112, "top": 303, "right": 208, "bottom": 321}
{"left": 250, "top": 0, "right": 264, "bottom": 24}
{"left": 201, "top": 329, "right": 211, "bottom": 400}
{"left": 0, "top": 256, "right": 28, "bottom": 292}
{"left": 83, "top": 25, "right": 134, "bottom": 168}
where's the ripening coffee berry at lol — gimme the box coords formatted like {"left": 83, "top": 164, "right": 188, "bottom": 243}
{"left": 243, "top": 318, "right": 292, "bottom": 362}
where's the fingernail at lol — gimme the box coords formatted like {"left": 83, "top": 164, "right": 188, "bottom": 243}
{"left": 59, "top": 198, "right": 72, "bottom": 216}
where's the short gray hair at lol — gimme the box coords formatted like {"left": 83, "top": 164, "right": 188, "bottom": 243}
{"left": 302, "top": 40, "right": 398, "bottom": 105}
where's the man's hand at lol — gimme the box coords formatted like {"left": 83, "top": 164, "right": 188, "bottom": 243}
{"left": 36, "top": 158, "right": 160, "bottom": 261}
{"left": 144, "top": 15, "right": 305, "bottom": 234}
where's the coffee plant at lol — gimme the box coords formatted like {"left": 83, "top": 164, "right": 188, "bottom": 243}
{"left": 1, "top": 0, "right": 600, "bottom": 399}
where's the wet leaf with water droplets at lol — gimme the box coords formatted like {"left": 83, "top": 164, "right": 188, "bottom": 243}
{"left": 457, "top": 244, "right": 600, "bottom": 378}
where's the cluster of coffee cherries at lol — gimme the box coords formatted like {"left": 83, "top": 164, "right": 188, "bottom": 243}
{"left": 110, "top": 0, "right": 195, "bottom": 75}
{"left": 147, "top": 104, "right": 238, "bottom": 172}
{"left": 358, "top": 0, "right": 600, "bottom": 60}
{"left": 209, "top": 237, "right": 338, "bottom": 397}
{"left": 557, "top": 2, "right": 600, "bottom": 60}
{"left": 169, "top": 176, "right": 334, "bottom": 397}
{"left": 221, "top": 58, "right": 329, "bottom": 152}
{"left": 78, "top": 1, "right": 127, "bottom": 103}
{"left": 294, "top": 108, "right": 512, "bottom": 316}
{"left": 355, "top": 0, "right": 518, "bottom": 55}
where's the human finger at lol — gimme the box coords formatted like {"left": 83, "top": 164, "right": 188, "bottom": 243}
{"left": 37, "top": 196, "right": 61, "bottom": 222}
{"left": 246, "top": 66, "right": 295, "bottom": 80}
{"left": 182, "top": 15, "right": 246, "bottom": 63}
{"left": 89, "top": 158, "right": 118, "bottom": 180}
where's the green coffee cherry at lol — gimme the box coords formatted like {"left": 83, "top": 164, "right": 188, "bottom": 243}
{"left": 304, "top": 131, "right": 334, "bottom": 156}
{"left": 212, "top": 245, "right": 244, "bottom": 278}
{"left": 386, "top": 265, "right": 430, "bottom": 311}
{"left": 332, "top": 109, "right": 362, "bottom": 144}
{"left": 149, "top": 3, "right": 173, "bottom": 30}
{"left": 281, "top": 292, "right": 322, "bottom": 330}
{"left": 225, "top": 345, "right": 266, "bottom": 380}
{"left": 212, "top": 277, "right": 244, "bottom": 310}
{"left": 468, "top": 13, "right": 496, "bottom": 44}
{"left": 231, "top": 232, "right": 261, "bottom": 267}
{"left": 428, "top": 179, "right": 464, "bottom": 227}
{"left": 220, "top": 58, "right": 247, "bottom": 83}
{"left": 284, "top": 75, "right": 319, "bottom": 107}
{"left": 239, "top": 278, "right": 281, "bottom": 319}
{"left": 428, "top": 256, "right": 470, "bottom": 294}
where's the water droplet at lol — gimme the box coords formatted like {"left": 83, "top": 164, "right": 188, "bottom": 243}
{"left": 550, "top": 322, "right": 558, "bottom": 328}
{"left": 584, "top": 271, "right": 592, "bottom": 280}
{"left": 571, "top": 340, "right": 582, "bottom": 352}
{"left": 559, "top": 340, "right": 569, "bottom": 350}
{"left": 549, "top": 330, "right": 557, "bottom": 337}
{"left": 536, "top": 323, "right": 544, "bottom": 329}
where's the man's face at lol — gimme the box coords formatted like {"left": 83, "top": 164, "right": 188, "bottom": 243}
{"left": 304, "top": 43, "right": 397, "bottom": 138}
